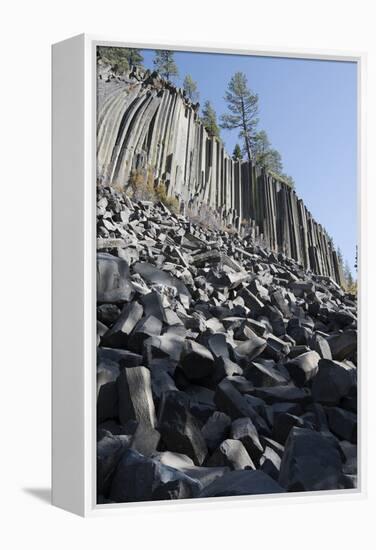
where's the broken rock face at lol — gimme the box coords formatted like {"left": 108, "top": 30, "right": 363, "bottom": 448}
{"left": 96, "top": 185, "right": 358, "bottom": 504}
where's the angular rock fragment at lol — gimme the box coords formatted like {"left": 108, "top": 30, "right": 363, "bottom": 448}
{"left": 101, "top": 301, "right": 143, "bottom": 348}
{"left": 199, "top": 470, "right": 284, "bottom": 497}
{"left": 127, "top": 314, "right": 162, "bottom": 352}
{"left": 98, "top": 348, "right": 143, "bottom": 376}
{"left": 149, "top": 367, "right": 178, "bottom": 402}
{"left": 286, "top": 318, "right": 312, "bottom": 345}
{"left": 184, "top": 385, "right": 216, "bottom": 423}
{"left": 130, "top": 422, "right": 161, "bottom": 457}
{"left": 230, "top": 417, "right": 263, "bottom": 462}
{"left": 260, "top": 446, "right": 282, "bottom": 480}
{"left": 244, "top": 360, "right": 288, "bottom": 387}
{"left": 97, "top": 381, "right": 118, "bottom": 424}
{"left": 133, "top": 262, "right": 191, "bottom": 303}
{"left": 97, "top": 433, "right": 130, "bottom": 497}
{"left": 97, "top": 303, "right": 121, "bottom": 327}
{"left": 311, "top": 359, "right": 357, "bottom": 405}
{"left": 117, "top": 366, "right": 156, "bottom": 428}
{"left": 233, "top": 330, "right": 267, "bottom": 364}
{"left": 238, "top": 287, "right": 264, "bottom": 317}
{"left": 272, "top": 412, "right": 306, "bottom": 444}
{"left": 140, "top": 291, "right": 167, "bottom": 322}
{"left": 214, "top": 356, "right": 243, "bottom": 382}
{"left": 97, "top": 253, "right": 134, "bottom": 303}
{"left": 279, "top": 427, "right": 343, "bottom": 491}
{"left": 325, "top": 407, "right": 357, "bottom": 443}
{"left": 207, "top": 333, "right": 230, "bottom": 359}
{"left": 180, "top": 340, "right": 215, "bottom": 380}
{"left": 285, "top": 351, "right": 320, "bottom": 386}
{"left": 201, "top": 411, "right": 232, "bottom": 452}
{"left": 158, "top": 391, "right": 208, "bottom": 465}
{"left": 328, "top": 330, "right": 357, "bottom": 361}
{"left": 251, "top": 385, "right": 311, "bottom": 405}
{"left": 207, "top": 439, "right": 256, "bottom": 470}
{"left": 110, "top": 449, "right": 201, "bottom": 502}
{"left": 311, "top": 332, "right": 332, "bottom": 360}
{"left": 214, "top": 378, "right": 259, "bottom": 420}
{"left": 339, "top": 441, "right": 357, "bottom": 475}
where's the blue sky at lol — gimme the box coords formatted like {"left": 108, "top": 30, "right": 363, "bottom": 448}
{"left": 141, "top": 49, "right": 357, "bottom": 274}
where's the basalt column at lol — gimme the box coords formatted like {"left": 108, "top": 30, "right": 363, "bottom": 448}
{"left": 97, "top": 69, "right": 343, "bottom": 284}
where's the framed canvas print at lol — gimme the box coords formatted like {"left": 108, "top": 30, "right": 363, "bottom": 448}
{"left": 52, "top": 34, "right": 364, "bottom": 516}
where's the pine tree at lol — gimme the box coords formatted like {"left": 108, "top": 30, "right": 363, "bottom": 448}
{"left": 344, "top": 261, "right": 354, "bottom": 290}
{"left": 183, "top": 74, "right": 199, "bottom": 102}
{"left": 232, "top": 144, "right": 243, "bottom": 161}
{"left": 280, "top": 173, "right": 295, "bottom": 189}
{"left": 202, "top": 101, "right": 220, "bottom": 138}
{"left": 253, "top": 131, "right": 282, "bottom": 173}
{"left": 153, "top": 50, "right": 179, "bottom": 81}
{"left": 97, "top": 47, "right": 144, "bottom": 74}
{"left": 337, "top": 247, "right": 344, "bottom": 269}
{"left": 125, "top": 48, "right": 144, "bottom": 68}
{"left": 220, "top": 72, "right": 259, "bottom": 162}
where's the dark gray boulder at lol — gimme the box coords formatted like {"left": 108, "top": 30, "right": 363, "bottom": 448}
{"left": 328, "top": 330, "right": 357, "bottom": 361}
{"left": 97, "top": 303, "right": 121, "bottom": 326}
{"left": 325, "top": 407, "right": 357, "bottom": 443}
{"left": 130, "top": 422, "right": 161, "bottom": 456}
{"left": 285, "top": 351, "right": 320, "bottom": 386}
{"left": 201, "top": 411, "right": 231, "bottom": 452}
{"left": 230, "top": 417, "right": 263, "bottom": 462}
{"left": 214, "top": 378, "right": 262, "bottom": 420}
{"left": 117, "top": 366, "right": 156, "bottom": 428}
{"left": 158, "top": 391, "right": 208, "bottom": 465}
{"left": 110, "top": 449, "right": 200, "bottom": 502}
{"left": 260, "top": 446, "right": 282, "bottom": 480}
{"left": 251, "top": 385, "right": 311, "bottom": 405}
{"left": 127, "top": 315, "right": 163, "bottom": 353}
{"left": 97, "top": 433, "right": 130, "bottom": 497}
{"left": 214, "top": 356, "right": 243, "bottom": 382}
{"left": 101, "top": 301, "right": 143, "bottom": 348}
{"left": 198, "top": 470, "right": 284, "bottom": 497}
{"left": 339, "top": 441, "right": 357, "bottom": 474}
{"left": 279, "top": 427, "right": 343, "bottom": 491}
{"left": 311, "top": 359, "right": 357, "bottom": 405}
{"left": 180, "top": 340, "right": 215, "bottom": 380}
{"left": 97, "top": 381, "right": 118, "bottom": 424}
{"left": 233, "top": 331, "right": 267, "bottom": 364}
{"left": 207, "top": 439, "right": 256, "bottom": 470}
{"left": 311, "top": 333, "right": 332, "bottom": 360}
{"left": 272, "top": 413, "right": 306, "bottom": 444}
{"left": 244, "top": 360, "right": 288, "bottom": 387}
{"left": 133, "top": 262, "right": 191, "bottom": 304}
{"left": 97, "top": 253, "right": 134, "bottom": 303}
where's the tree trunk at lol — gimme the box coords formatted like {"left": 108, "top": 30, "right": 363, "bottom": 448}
{"left": 241, "top": 97, "right": 252, "bottom": 163}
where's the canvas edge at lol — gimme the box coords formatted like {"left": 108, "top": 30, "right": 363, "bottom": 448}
{"left": 52, "top": 33, "right": 87, "bottom": 517}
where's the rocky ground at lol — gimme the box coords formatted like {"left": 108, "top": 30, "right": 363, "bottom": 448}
{"left": 96, "top": 185, "right": 357, "bottom": 504}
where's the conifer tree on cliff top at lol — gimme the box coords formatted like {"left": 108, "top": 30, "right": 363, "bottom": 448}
{"left": 232, "top": 143, "right": 243, "bottom": 161}
{"left": 221, "top": 72, "right": 259, "bottom": 163}
{"left": 125, "top": 48, "right": 144, "bottom": 68}
{"left": 254, "top": 130, "right": 283, "bottom": 174}
{"left": 153, "top": 50, "right": 179, "bottom": 81}
{"left": 97, "top": 47, "right": 143, "bottom": 74}
{"left": 202, "top": 101, "right": 220, "bottom": 138}
{"left": 183, "top": 74, "right": 199, "bottom": 103}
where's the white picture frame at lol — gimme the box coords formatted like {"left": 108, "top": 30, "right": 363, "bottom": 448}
{"left": 52, "top": 34, "right": 365, "bottom": 517}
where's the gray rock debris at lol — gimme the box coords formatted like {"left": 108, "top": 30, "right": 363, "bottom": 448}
{"left": 96, "top": 186, "right": 357, "bottom": 504}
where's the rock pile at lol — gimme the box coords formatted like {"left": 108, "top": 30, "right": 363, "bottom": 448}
{"left": 96, "top": 185, "right": 357, "bottom": 504}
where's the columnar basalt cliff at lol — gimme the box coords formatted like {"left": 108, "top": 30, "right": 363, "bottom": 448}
{"left": 97, "top": 67, "right": 343, "bottom": 285}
